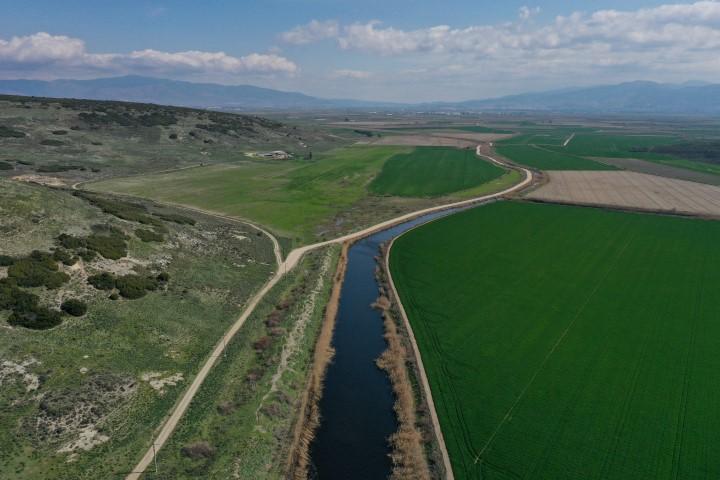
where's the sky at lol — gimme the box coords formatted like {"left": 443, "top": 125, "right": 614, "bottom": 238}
{"left": 2, "top": 0, "right": 720, "bottom": 102}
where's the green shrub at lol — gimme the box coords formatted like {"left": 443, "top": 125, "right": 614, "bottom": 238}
{"left": 57, "top": 228, "right": 128, "bottom": 260}
{"left": 154, "top": 212, "right": 196, "bottom": 225}
{"left": 52, "top": 248, "right": 77, "bottom": 266}
{"left": 37, "top": 164, "right": 81, "bottom": 173}
{"left": 60, "top": 299, "right": 87, "bottom": 317}
{"left": 135, "top": 229, "right": 164, "bottom": 242}
{"left": 157, "top": 272, "right": 170, "bottom": 282}
{"left": 7, "top": 252, "right": 69, "bottom": 289}
{"left": 115, "top": 274, "right": 158, "bottom": 299}
{"left": 87, "top": 272, "right": 116, "bottom": 290}
{"left": 40, "top": 139, "right": 65, "bottom": 146}
{"left": 0, "top": 279, "right": 35, "bottom": 310}
{"left": 169, "top": 133, "right": 178, "bottom": 140}
{"left": 57, "top": 233, "right": 86, "bottom": 249}
{"left": 52, "top": 130, "right": 68, "bottom": 135}
{"left": 0, "top": 126, "right": 25, "bottom": 138}
{"left": 0, "top": 255, "right": 14, "bottom": 266}
{"left": 85, "top": 233, "right": 127, "bottom": 259}
{"left": 0, "top": 160, "right": 13, "bottom": 170}
{"left": 9, "top": 305, "right": 62, "bottom": 330}
{"left": 75, "top": 193, "right": 161, "bottom": 226}
{"left": 78, "top": 249, "right": 97, "bottom": 262}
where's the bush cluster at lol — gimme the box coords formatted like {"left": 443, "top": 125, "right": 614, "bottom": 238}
{"left": 7, "top": 251, "right": 70, "bottom": 289}
{"left": 78, "top": 110, "right": 177, "bottom": 128}
{"left": 0, "top": 160, "right": 13, "bottom": 170}
{"left": 40, "top": 139, "right": 65, "bottom": 146}
{"left": 1, "top": 278, "right": 62, "bottom": 330}
{"left": 87, "top": 272, "right": 116, "bottom": 290}
{"left": 60, "top": 298, "right": 87, "bottom": 317}
{"left": 52, "top": 248, "right": 77, "bottom": 266}
{"left": 85, "top": 233, "right": 128, "bottom": 260}
{"left": 75, "top": 192, "right": 195, "bottom": 227}
{"left": 115, "top": 274, "right": 159, "bottom": 299}
{"left": 153, "top": 212, "right": 196, "bottom": 225}
{"left": 87, "top": 272, "right": 168, "bottom": 299}
{"left": 0, "top": 255, "right": 14, "bottom": 266}
{"left": 57, "top": 230, "right": 128, "bottom": 260}
{"left": 135, "top": 229, "right": 164, "bottom": 242}
{"left": 74, "top": 192, "right": 162, "bottom": 226}
{"left": 37, "top": 164, "right": 84, "bottom": 173}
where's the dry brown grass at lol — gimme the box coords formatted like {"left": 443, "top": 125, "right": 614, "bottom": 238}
{"left": 376, "top": 307, "right": 432, "bottom": 480}
{"left": 285, "top": 242, "right": 349, "bottom": 479}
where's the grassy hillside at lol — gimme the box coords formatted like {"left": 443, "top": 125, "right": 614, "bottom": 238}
{"left": 0, "top": 95, "right": 345, "bottom": 181}
{"left": 369, "top": 147, "right": 505, "bottom": 197}
{"left": 0, "top": 180, "right": 277, "bottom": 479}
{"left": 391, "top": 201, "right": 720, "bottom": 480}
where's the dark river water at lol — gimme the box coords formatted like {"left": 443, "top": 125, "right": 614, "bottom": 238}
{"left": 309, "top": 207, "right": 464, "bottom": 480}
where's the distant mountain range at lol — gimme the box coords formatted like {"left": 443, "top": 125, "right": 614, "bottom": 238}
{"left": 1, "top": 76, "right": 719, "bottom": 114}
{"left": 440, "top": 81, "right": 720, "bottom": 115}
{"left": 0, "top": 75, "right": 392, "bottom": 110}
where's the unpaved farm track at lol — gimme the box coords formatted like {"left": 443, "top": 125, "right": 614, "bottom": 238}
{"left": 526, "top": 170, "right": 720, "bottom": 218}
{"left": 125, "top": 146, "right": 534, "bottom": 479}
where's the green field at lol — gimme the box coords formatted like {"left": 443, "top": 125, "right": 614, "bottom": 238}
{"left": 390, "top": 201, "right": 720, "bottom": 480}
{"left": 90, "top": 146, "right": 409, "bottom": 243}
{"left": 91, "top": 145, "right": 517, "bottom": 245}
{"left": 495, "top": 143, "right": 615, "bottom": 170}
{"left": 369, "top": 147, "right": 505, "bottom": 197}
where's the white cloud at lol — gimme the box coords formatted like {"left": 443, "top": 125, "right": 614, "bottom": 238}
{"left": 0, "top": 32, "right": 86, "bottom": 64}
{"left": 333, "top": 1, "right": 720, "bottom": 56}
{"left": 518, "top": 6, "right": 541, "bottom": 21}
{"left": 0, "top": 32, "right": 298, "bottom": 77}
{"left": 331, "top": 69, "right": 372, "bottom": 79}
{"left": 281, "top": 20, "right": 339, "bottom": 45}
{"left": 281, "top": 1, "right": 720, "bottom": 82}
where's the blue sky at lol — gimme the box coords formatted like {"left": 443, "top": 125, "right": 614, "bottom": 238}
{"left": 1, "top": 1, "right": 719, "bottom": 101}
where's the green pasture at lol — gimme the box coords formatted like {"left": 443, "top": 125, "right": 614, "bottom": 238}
{"left": 90, "top": 146, "right": 409, "bottom": 243}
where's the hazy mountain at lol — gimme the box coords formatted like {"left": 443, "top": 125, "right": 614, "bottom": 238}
{"left": 445, "top": 81, "right": 720, "bottom": 114}
{"left": 1, "top": 76, "right": 719, "bottom": 114}
{"left": 0, "top": 75, "right": 392, "bottom": 110}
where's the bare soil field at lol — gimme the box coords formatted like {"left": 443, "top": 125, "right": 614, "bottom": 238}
{"left": 366, "top": 134, "right": 475, "bottom": 148}
{"left": 526, "top": 170, "right": 720, "bottom": 217}
{"left": 590, "top": 157, "right": 720, "bottom": 185}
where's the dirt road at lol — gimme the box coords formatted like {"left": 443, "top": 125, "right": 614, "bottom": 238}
{"left": 126, "top": 146, "right": 533, "bottom": 479}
